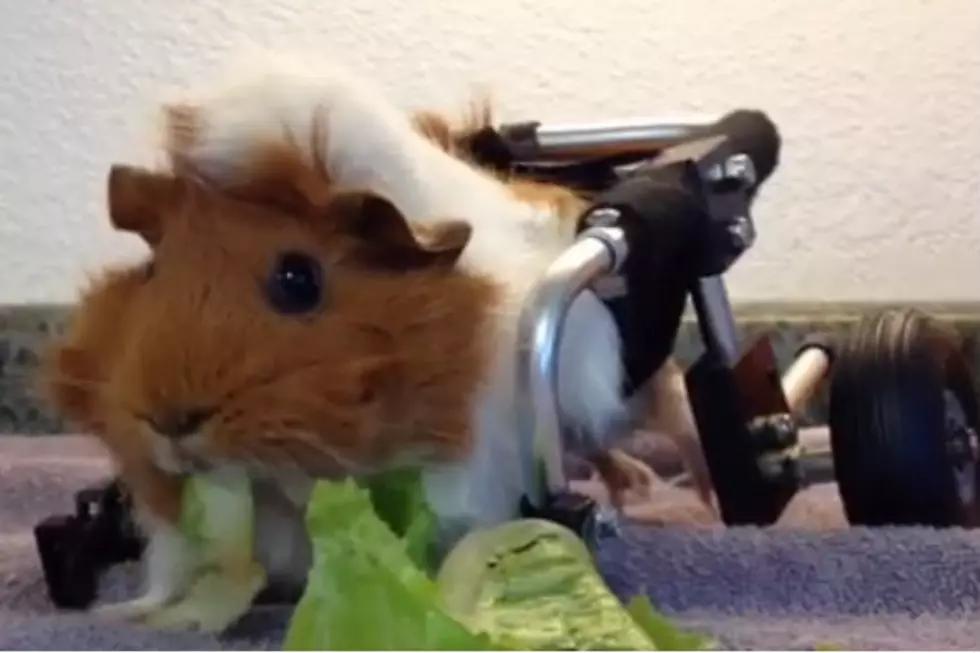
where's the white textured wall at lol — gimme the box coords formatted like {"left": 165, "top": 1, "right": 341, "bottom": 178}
{"left": 2, "top": 0, "right": 979, "bottom": 304}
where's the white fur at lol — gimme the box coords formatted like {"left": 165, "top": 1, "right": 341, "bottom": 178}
{"left": 135, "top": 467, "right": 267, "bottom": 632}
{"left": 95, "top": 473, "right": 310, "bottom": 631}
{"left": 169, "top": 51, "right": 631, "bottom": 547}
{"left": 93, "top": 511, "right": 193, "bottom": 620}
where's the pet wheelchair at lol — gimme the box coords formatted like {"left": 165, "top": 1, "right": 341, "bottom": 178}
{"left": 33, "top": 109, "right": 980, "bottom": 611}
{"left": 461, "top": 111, "right": 980, "bottom": 537}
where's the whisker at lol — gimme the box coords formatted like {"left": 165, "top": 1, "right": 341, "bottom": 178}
{"left": 253, "top": 438, "right": 336, "bottom": 477}
{"left": 9, "top": 372, "right": 109, "bottom": 391}
{"left": 249, "top": 427, "right": 367, "bottom": 476}
{"left": 56, "top": 381, "right": 108, "bottom": 395}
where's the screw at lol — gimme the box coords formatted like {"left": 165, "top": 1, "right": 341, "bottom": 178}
{"left": 724, "top": 154, "right": 757, "bottom": 187}
{"left": 728, "top": 215, "right": 755, "bottom": 251}
{"left": 705, "top": 154, "right": 758, "bottom": 190}
{"left": 584, "top": 207, "right": 621, "bottom": 228}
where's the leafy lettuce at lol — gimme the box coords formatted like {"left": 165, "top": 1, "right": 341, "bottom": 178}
{"left": 180, "top": 468, "right": 257, "bottom": 572}
{"left": 284, "top": 474, "right": 714, "bottom": 651}
{"left": 283, "top": 477, "right": 495, "bottom": 650}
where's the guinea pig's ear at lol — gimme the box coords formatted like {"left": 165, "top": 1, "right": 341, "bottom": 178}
{"left": 107, "top": 165, "right": 188, "bottom": 245}
{"left": 328, "top": 191, "right": 472, "bottom": 270}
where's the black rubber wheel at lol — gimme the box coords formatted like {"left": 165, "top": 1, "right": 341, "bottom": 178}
{"left": 829, "top": 307, "right": 980, "bottom": 527}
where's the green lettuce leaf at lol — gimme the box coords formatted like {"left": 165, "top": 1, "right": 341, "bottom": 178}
{"left": 285, "top": 476, "right": 713, "bottom": 651}
{"left": 626, "top": 596, "right": 716, "bottom": 650}
{"left": 283, "top": 478, "right": 495, "bottom": 651}
{"left": 438, "top": 518, "right": 669, "bottom": 650}
{"left": 361, "top": 468, "right": 439, "bottom": 573}
{"left": 179, "top": 468, "right": 256, "bottom": 568}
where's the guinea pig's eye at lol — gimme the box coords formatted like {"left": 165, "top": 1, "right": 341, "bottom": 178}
{"left": 143, "top": 260, "right": 155, "bottom": 281}
{"left": 265, "top": 251, "right": 324, "bottom": 315}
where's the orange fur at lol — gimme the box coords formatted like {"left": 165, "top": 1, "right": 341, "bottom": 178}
{"left": 43, "top": 98, "right": 707, "bottom": 518}
{"left": 42, "top": 265, "right": 185, "bottom": 523}
{"left": 410, "top": 97, "right": 494, "bottom": 160}
{"left": 410, "top": 101, "right": 588, "bottom": 224}
{"left": 93, "top": 162, "right": 498, "bottom": 478}
{"left": 41, "top": 102, "right": 510, "bottom": 517}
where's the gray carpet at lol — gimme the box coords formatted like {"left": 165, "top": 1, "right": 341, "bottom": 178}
{"left": 2, "top": 435, "right": 980, "bottom": 650}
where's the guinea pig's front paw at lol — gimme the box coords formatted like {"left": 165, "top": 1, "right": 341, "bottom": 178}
{"left": 141, "top": 562, "right": 266, "bottom": 633}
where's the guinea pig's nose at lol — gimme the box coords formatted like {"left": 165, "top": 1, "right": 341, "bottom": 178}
{"left": 148, "top": 407, "right": 214, "bottom": 439}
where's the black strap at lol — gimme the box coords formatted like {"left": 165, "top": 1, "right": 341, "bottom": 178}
{"left": 459, "top": 127, "right": 691, "bottom": 398}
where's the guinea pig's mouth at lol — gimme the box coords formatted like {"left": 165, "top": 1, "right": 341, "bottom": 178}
{"left": 130, "top": 408, "right": 215, "bottom": 475}
{"left": 149, "top": 434, "right": 216, "bottom": 476}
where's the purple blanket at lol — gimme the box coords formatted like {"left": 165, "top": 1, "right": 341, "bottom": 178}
{"left": 3, "top": 436, "right": 980, "bottom": 650}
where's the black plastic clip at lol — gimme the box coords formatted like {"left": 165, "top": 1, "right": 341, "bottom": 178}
{"left": 33, "top": 479, "right": 145, "bottom": 610}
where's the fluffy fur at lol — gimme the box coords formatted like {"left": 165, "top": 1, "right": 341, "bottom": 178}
{"left": 41, "top": 265, "right": 195, "bottom": 621}
{"left": 158, "top": 52, "right": 635, "bottom": 537}
{"left": 43, "top": 51, "right": 710, "bottom": 632}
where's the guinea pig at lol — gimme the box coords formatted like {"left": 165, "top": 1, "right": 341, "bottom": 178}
{"left": 41, "top": 54, "right": 713, "bottom": 632}
{"left": 158, "top": 51, "right": 712, "bottom": 511}
{"left": 141, "top": 51, "right": 710, "bottom": 529}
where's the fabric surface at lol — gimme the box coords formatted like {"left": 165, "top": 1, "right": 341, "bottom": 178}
{"left": 2, "top": 435, "right": 980, "bottom": 650}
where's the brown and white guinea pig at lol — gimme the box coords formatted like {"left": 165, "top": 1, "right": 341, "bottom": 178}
{"left": 41, "top": 52, "right": 712, "bottom": 630}
{"left": 155, "top": 51, "right": 711, "bottom": 512}
{"left": 149, "top": 52, "right": 712, "bottom": 526}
